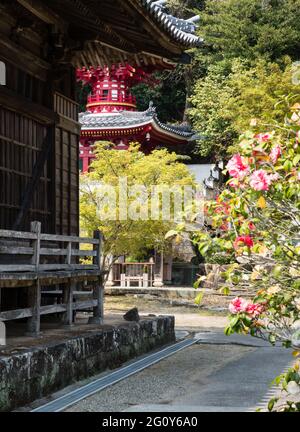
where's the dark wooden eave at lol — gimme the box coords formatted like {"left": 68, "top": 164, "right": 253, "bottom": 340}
{"left": 12, "top": 0, "right": 202, "bottom": 68}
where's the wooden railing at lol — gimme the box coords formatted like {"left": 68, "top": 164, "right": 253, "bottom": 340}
{"left": 0, "top": 222, "right": 103, "bottom": 337}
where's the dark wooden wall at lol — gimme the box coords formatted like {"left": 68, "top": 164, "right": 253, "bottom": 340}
{"left": 0, "top": 105, "right": 52, "bottom": 232}
{"left": 0, "top": 6, "right": 80, "bottom": 236}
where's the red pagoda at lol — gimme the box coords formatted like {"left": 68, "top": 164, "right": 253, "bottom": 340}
{"left": 77, "top": 64, "right": 198, "bottom": 172}
{"left": 78, "top": 63, "right": 198, "bottom": 172}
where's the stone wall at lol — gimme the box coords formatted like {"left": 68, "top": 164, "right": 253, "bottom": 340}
{"left": 0, "top": 316, "right": 175, "bottom": 412}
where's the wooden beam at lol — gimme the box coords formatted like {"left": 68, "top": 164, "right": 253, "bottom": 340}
{"left": 0, "top": 86, "right": 57, "bottom": 125}
{"left": 16, "top": 0, "right": 66, "bottom": 29}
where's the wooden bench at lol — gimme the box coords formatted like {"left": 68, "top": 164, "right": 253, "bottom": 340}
{"left": 0, "top": 222, "right": 104, "bottom": 336}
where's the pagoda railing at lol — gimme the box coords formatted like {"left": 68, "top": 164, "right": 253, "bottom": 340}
{"left": 87, "top": 93, "right": 136, "bottom": 106}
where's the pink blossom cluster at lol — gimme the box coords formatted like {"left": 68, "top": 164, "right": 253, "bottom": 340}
{"left": 229, "top": 297, "right": 264, "bottom": 318}
{"left": 226, "top": 154, "right": 250, "bottom": 179}
{"left": 226, "top": 144, "right": 282, "bottom": 191}
{"left": 249, "top": 169, "right": 272, "bottom": 191}
{"left": 270, "top": 145, "right": 281, "bottom": 164}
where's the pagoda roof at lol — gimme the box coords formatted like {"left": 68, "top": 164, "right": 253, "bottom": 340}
{"left": 140, "top": 0, "right": 201, "bottom": 48}
{"left": 79, "top": 105, "right": 198, "bottom": 142}
{"left": 44, "top": 0, "right": 203, "bottom": 67}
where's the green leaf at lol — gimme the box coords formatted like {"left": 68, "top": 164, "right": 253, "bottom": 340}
{"left": 195, "top": 291, "right": 204, "bottom": 305}
{"left": 229, "top": 316, "right": 239, "bottom": 327}
{"left": 268, "top": 398, "right": 278, "bottom": 412}
{"left": 224, "top": 325, "right": 234, "bottom": 336}
{"left": 293, "top": 154, "right": 300, "bottom": 166}
{"left": 165, "top": 230, "right": 178, "bottom": 240}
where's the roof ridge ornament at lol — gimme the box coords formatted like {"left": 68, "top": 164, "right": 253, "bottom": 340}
{"left": 140, "top": 0, "right": 203, "bottom": 47}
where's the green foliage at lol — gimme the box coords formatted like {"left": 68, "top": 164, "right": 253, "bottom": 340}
{"left": 196, "top": 0, "right": 300, "bottom": 64}
{"left": 80, "top": 143, "right": 195, "bottom": 269}
{"left": 188, "top": 0, "right": 300, "bottom": 159}
{"left": 190, "top": 110, "right": 300, "bottom": 410}
{"left": 189, "top": 59, "right": 300, "bottom": 157}
{"left": 131, "top": 70, "right": 187, "bottom": 123}
{"left": 189, "top": 63, "right": 238, "bottom": 158}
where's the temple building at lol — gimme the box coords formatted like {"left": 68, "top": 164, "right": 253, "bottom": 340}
{"left": 0, "top": 0, "right": 207, "bottom": 411}
{"left": 0, "top": 1, "right": 203, "bottom": 326}
{"left": 77, "top": 64, "right": 199, "bottom": 172}
{"left": 0, "top": 0, "right": 202, "bottom": 233}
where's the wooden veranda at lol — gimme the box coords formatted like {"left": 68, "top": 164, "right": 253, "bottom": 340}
{"left": 0, "top": 222, "right": 104, "bottom": 337}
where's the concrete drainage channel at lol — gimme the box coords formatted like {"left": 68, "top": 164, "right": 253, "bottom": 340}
{"left": 32, "top": 334, "right": 199, "bottom": 413}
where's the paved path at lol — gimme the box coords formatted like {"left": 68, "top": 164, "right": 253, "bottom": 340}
{"left": 64, "top": 331, "right": 292, "bottom": 412}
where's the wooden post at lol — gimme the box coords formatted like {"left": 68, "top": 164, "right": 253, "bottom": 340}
{"left": 62, "top": 241, "right": 74, "bottom": 326}
{"left": 26, "top": 221, "right": 41, "bottom": 336}
{"left": 153, "top": 250, "right": 164, "bottom": 287}
{"left": 63, "top": 280, "right": 75, "bottom": 326}
{"left": 88, "top": 231, "right": 104, "bottom": 324}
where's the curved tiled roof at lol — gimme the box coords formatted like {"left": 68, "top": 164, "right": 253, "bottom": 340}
{"left": 140, "top": 0, "right": 203, "bottom": 47}
{"left": 79, "top": 104, "right": 198, "bottom": 141}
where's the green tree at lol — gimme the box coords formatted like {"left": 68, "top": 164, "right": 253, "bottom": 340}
{"left": 80, "top": 143, "right": 196, "bottom": 279}
{"left": 189, "top": 59, "right": 300, "bottom": 158}
{"left": 188, "top": 0, "right": 300, "bottom": 159}
{"left": 195, "top": 0, "right": 300, "bottom": 66}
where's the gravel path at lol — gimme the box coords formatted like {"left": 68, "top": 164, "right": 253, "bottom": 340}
{"left": 66, "top": 344, "right": 252, "bottom": 412}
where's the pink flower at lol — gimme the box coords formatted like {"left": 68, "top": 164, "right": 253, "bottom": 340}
{"left": 226, "top": 154, "right": 250, "bottom": 179}
{"left": 229, "top": 297, "right": 249, "bottom": 314}
{"left": 255, "top": 133, "right": 271, "bottom": 143}
{"left": 248, "top": 222, "right": 256, "bottom": 231}
{"left": 246, "top": 303, "right": 265, "bottom": 318}
{"left": 268, "top": 173, "right": 280, "bottom": 181}
{"left": 233, "top": 235, "right": 254, "bottom": 249}
{"left": 270, "top": 145, "right": 281, "bottom": 164}
{"left": 249, "top": 169, "right": 272, "bottom": 191}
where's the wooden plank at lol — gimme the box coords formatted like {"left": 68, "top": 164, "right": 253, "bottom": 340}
{"left": 0, "top": 269, "right": 102, "bottom": 282}
{"left": 0, "top": 246, "right": 33, "bottom": 255}
{"left": 40, "top": 248, "right": 68, "bottom": 256}
{"left": 72, "top": 250, "right": 97, "bottom": 257}
{"left": 0, "top": 300, "right": 98, "bottom": 321}
{"left": 42, "top": 290, "right": 93, "bottom": 296}
{"left": 39, "top": 248, "right": 97, "bottom": 257}
{"left": 74, "top": 299, "right": 97, "bottom": 310}
{"left": 0, "top": 229, "right": 37, "bottom": 240}
{"left": 0, "top": 307, "right": 33, "bottom": 321}
{"left": 0, "top": 265, "right": 36, "bottom": 272}
{"left": 40, "top": 233, "right": 99, "bottom": 244}
{"left": 38, "top": 264, "right": 98, "bottom": 271}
